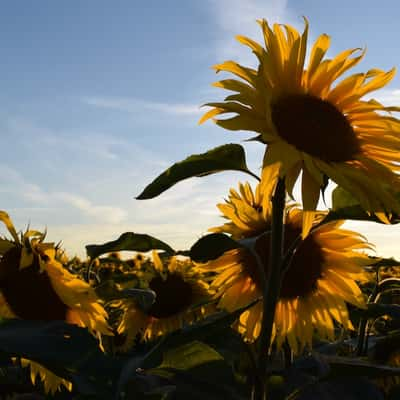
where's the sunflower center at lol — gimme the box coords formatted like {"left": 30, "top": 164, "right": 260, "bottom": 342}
{"left": 0, "top": 247, "right": 68, "bottom": 320}
{"left": 247, "top": 221, "right": 324, "bottom": 298}
{"left": 271, "top": 94, "right": 360, "bottom": 162}
{"left": 147, "top": 274, "right": 193, "bottom": 318}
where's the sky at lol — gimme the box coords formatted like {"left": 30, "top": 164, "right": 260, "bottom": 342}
{"left": 2, "top": 0, "right": 400, "bottom": 258}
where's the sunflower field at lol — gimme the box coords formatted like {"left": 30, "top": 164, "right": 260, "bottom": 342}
{"left": 1, "top": 18, "right": 400, "bottom": 400}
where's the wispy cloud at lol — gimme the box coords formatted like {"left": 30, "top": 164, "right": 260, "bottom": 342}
{"left": 82, "top": 96, "right": 202, "bottom": 116}
{"left": 54, "top": 192, "right": 127, "bottom": 224}
{"left": 372, "top": 89, "right": 400, "bottom": 107}
{"left": 0, "top": 165, "right": 127, "bottom": 225}
{"left": 208, "top": 0, "right": 294, "bottom": 65}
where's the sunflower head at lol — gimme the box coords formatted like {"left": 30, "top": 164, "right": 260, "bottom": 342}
{"left": 199, "top": 191, "right": 371, "bottom": 353}
{"left": 200, "top": 18, "right": 400, "bottom": 235}
{"left": 210, "top": 181, "right": 271, "bottom": 240}
{"left": 0, "top": 211, "right": 112, "bottom": 393}
{"left": 115, "top": 251, "right": 214, "bottom": 350}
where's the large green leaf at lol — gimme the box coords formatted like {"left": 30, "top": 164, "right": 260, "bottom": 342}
{"left": 149, "top": 362, "right": 247, "bottom": 400}
{"left": 146, "top": 343, "right": 247, "bottom": 400}
{"left": 189, "top": 233, "right": 240, "bottom": 263}
{"left": 328, "top": 187, "right": 400, "bottom": 224}
{"left": 116, "top": 299, "right": 260, "bottom": 398}
{"left": 151, "top": 341, "right": 223, "bottom": 373}
{"left": 86, "top": 232, "right": 175, "bottom": 259}
{"left": 136, "top": 144, "right": 256, "bottom": 200}
{"left": 141, "top": 298, "right": 260, "bottom": 370}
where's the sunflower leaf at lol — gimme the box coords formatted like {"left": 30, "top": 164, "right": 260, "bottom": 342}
{"left": 86, "top": 232, "right": 175, "bottom": 259}
{"left": 328, "top": 186, "right": 400, "bottom": 224}
{"left": 147, "top": 361, "right": 246, "bottom": 400}
{"left": 189, "top": 233, "right": 240, "bottom": 262}
{"left": 140, "top": 297, "right": 260, "bottom": 370}
{"left": 136, "top": 144, "right": 255, "bottom": 200}
{"left": 151, "top": 341, "right": 223, "bottom": 372}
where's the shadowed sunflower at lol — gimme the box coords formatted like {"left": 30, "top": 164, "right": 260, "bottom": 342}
{"left": 198, "top": 182, "right": 371, "bottom": 353}
{"left": 200, "top": 18, "right": 400, "bottom": 236}
{"left": 114, "top": 251, "right": 213, "bottom": 351}
{"left": 0, "top": 211, "right": 112, "bottom": 394}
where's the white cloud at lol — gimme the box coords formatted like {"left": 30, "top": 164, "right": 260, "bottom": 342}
{"left": 82, "top": 96, "right": 202, "bottom": 116}
{"left": 208, "top": 0, "right": 294, "bottom": 65}
{"left": 210, "top": 0, "right": 289, "bottom": 34}
{"left": 371, "top": 88, "right": 400, "bottom": 107}
{"left": 5, "top": 116, "right": 128, "bottom": 161}
{"left": 54, "top": 192, "right": 127, "bottom": 224}
{"left": 344, "top": 220, "right": 400, "bottom": 260}
{"left": 0, "top": 165, "right": 127, "bottom": 225}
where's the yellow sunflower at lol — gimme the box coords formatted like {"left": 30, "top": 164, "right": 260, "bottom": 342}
{"left": 115, "top": 251, "right": 213, "bottom": 351}
{"left": 209, "top": 181, "right": 271, "bottom": 240}
{"left": 198, "top": 182, "right": 371, "bottom": 353}
{"left": 0, "top": 211, "right": 112, "bottom": 394}
{"left": 200, "top": 18, "right": 400, "bottom": 236}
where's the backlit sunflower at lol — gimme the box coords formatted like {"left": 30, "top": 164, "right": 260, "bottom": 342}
{"left": 0, "top": 211, "right": 112, "bottom": 394}
{"left": 198, "top": 182, "right": 371, "bottom": 353}
{"left": 200, "top": 18, "right": 400, "bottom": 236}
{"left": 115, "top": 251, "right": 213, "bottom": 351}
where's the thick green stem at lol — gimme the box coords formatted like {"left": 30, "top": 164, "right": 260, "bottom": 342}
{"left": 257, "top": 178, "right": 286, "bottom": 399}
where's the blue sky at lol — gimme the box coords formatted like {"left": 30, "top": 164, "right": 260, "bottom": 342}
{"left": 2, "top": 0, "right": 400, "bottom": 258}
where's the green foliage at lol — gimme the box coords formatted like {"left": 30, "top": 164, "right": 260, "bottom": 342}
{"left": 148, "top": 341, "right": 223, "bottom": 374}
{"left": 328, "top": 186, "right": 400, "bottom": 223}
{"left": 86, "top": 232, "right": 175, "bottom": 259}
{"left": 189, "top": 233, "right": 240, "bottom": 262}
{"left": 136, "top": 144, "right": 256, "bottom": 200}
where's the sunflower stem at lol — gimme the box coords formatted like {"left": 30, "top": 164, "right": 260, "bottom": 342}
{"left": 356, "top": 266, "right": 380, "bottom": 356}
{"left": 257, "top": 178, "right": 286, "bottom": 399}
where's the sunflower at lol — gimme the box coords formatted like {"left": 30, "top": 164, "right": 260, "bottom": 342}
{"left": 115, "top": 251, "right": 213, "bottom": 351}
{"left": 198, "top": 182, "right": 371, "bottom": 353}
{"left": 0, "top": 211, "right": 112, "bottom": 394}
{"left": 209, "top": 181, "right": 271, "bottom": 240}
{"left": 200, "top": 18, "right": 400, "bottom": 236}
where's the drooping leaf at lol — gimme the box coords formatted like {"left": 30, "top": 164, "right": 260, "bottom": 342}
{"left": 136, "top": 144, "right": 256, "bottom": 200}
{"left": 327, "top": 186, "right": 400, "bottom": 224}
{"left": 86, "top": 232, "right": 175, "bottom": 259}
{"left": 189, "top": 233, "right": 240, "bottom": 263}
